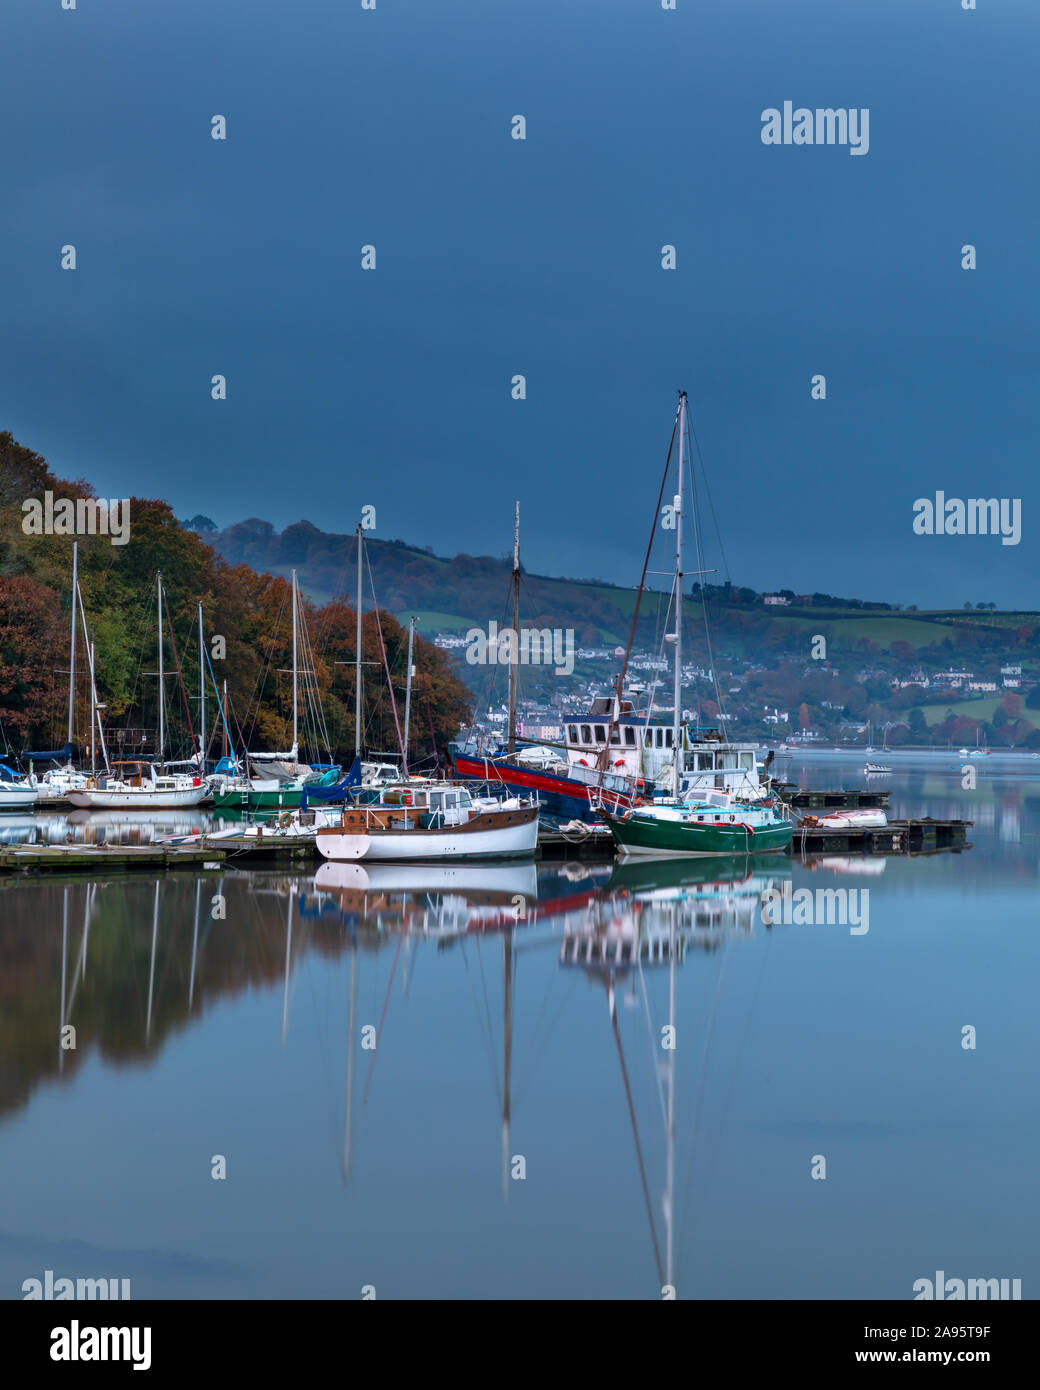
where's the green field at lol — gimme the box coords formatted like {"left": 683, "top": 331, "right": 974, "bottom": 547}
{"left": 399, "top": 610, "right": 473, "bottom": 631}
{"left": 918, "top": 695, "right": 1015, "bottom": 726}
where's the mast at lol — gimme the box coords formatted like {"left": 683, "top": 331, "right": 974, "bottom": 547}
{"left": 672, "top": 393, "right": 686, "bottom": 800}
{"left": 403, "top": 616, "right": 416, "bottom": 767}
{"left": 67, "top": 542, "right": 78, "bottom": 756}
{"left": 291, "top": 570, "right": 299, "bottom": 764}
{"left": 89, "top": 642, "right": 96, "bottom": 776}
{"left": 223, "top": 680, "right": 228, "bottom": 760}
{"left": 77, "top": 583, "right": 108, "bottom": 773}
{"left": 508, "top": 501, "right": 520, "bottom": 758}
{"left": 198, "top": 602, "right": 206, "bottom": 774}
{"left": 157, "top": 573, "right": 164, "bottom": 765}
{"left": 355, "top": 525, "right": 363, "bottom": 761}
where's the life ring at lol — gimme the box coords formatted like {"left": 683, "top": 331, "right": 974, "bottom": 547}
{"left": 278, "top": 811, "right": 293, "bottom": 828}
{"left": 613, "top": 759, "right": 625, "bottom": 769}
{"left": 578, "top": 759, "right": 589, "bottom": 767}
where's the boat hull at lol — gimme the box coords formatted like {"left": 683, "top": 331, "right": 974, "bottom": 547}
{"left": 0, "top": 787, "right": 39, "bottom": 810}
{"left": 67, "top": 787, "right": 209, "bottom": 809}
{"left": 450, "top": 751, "right": 631, "bottom": 822}
{"left": 608, "top": 812, "right": 793, "bottom": 857}
{"left": 316, "top": 806, "right": 539, "bottom": 861}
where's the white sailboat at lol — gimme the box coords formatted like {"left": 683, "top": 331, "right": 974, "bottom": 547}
{"left": 68, "top": 574, "right": 208, "bottom": 809}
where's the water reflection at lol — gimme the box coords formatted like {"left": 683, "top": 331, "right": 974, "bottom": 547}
{"left": 4, "top": 760, "right": 1040, "bottom": 1297}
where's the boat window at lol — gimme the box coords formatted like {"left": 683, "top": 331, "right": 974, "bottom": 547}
{"left": 664, "top": 729, "right": 673, "bottom": 747}
{"left": 695, "top": 753, "right": 712, "bottom": 771}
{"left": 609, "top": 728, "right": 620, "bottom": 745}
{"left": 581, "top": 725, "right": 591, "bottom": 744}
{"left": 720, "top": 752, "right": 738, "bottom": 769}
{"left": 739, "top": 752, "right": 754, "bottom": 769}
{"left": 644, "top": 729, "right": 652, "bottom": 748}
{"left": 594, "top": 726, "right": 606, "bottom": 743}
{"left": 655, "top": 728, "right": 664, "bottom": 748}
{"left": 624, "top": 727, "right": 636, "bottom": 747}
{"left": 569, "top": 726, "right": 579, "bottom": 743}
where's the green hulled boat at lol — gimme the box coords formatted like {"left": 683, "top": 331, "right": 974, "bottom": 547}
{"left": 605, "top": 794, "right": 793, "bottom": 857}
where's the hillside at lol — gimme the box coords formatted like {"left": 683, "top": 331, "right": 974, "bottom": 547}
{"left": 0, "top": 434, "right": 472, "bottom": 763}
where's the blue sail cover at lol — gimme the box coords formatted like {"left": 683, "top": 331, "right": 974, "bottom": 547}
{"left": 300, "top": 757, "right": 362, "bottom": 808}
{"left": 19, "top": 742, "right": 74, "bottom": 763}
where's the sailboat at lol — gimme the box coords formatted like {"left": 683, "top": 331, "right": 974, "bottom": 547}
{"left": 450, "top": 507, "right": 768, "bottom": 820}
{"left": 598, "top": 393, "right": 792, "bottom": 857}
{"left": 68, "top": 575, "right": 209, "bottom": 809}
{"left": 212, "top": 570, "right": 344, "bottom": 810}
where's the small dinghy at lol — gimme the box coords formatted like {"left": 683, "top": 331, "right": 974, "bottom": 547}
{"left": 864, "top": 762, "right": 891, "bottom": 774}
{"left": 814, "top": 808, "right": 888, "bottom": 830}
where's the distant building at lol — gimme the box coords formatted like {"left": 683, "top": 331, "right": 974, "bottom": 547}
{"left": 763, "top": 595, "right": 790, "bottom": 606}
{"left": 966, "top": 681, "right": 997, "bottom": 692}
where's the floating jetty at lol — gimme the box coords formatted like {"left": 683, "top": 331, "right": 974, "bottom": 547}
{"left": 201, "top": 834, "right": 316, "bottom": 861}
{"left": 0, "top": 844, "right": 225, "bottom": 875}
{"left": 790, "top": 817, "right": 972, "bottom": 855}
{"left": 775, "top": 785, "right": 891, "bottom": 810}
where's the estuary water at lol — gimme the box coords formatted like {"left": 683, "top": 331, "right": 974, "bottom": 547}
{"left": 1, "top": 755, "right": 1037, "bottom": 1300}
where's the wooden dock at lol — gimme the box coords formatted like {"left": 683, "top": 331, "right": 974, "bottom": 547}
{"left": 777, "top": 785, "right": 891, "bottom": 810}
{"left": 0, "top": 844, "right": 225, "bottom": 875}
{"left": 203, "top": 834, "right": 316, "bottom": 861}
{"left": 789, "top": 817, "right": 972, "bottom": 855}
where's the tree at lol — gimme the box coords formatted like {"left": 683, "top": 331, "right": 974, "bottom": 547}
{"left": 798, "top": 702, "right": 810, "bottom": 730}
{"left": 1002, "top": 692, "right": 1023, "bottom": 719}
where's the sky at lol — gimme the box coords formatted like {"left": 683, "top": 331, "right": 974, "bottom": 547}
{"left": 1, "top": 0, "right": 1037, "bottom": 608}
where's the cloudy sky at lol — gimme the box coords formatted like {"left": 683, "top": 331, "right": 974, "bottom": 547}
{"left": 1, "top": 0, "right": 1036, "bottom": 607}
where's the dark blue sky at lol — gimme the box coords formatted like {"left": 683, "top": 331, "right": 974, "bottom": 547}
{"left": 1, "top": 0, "right": 1036, "bottom": 607}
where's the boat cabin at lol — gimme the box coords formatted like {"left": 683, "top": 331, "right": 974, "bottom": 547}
{"left": 562, "top": 700, "right": 760, "bottom": 790}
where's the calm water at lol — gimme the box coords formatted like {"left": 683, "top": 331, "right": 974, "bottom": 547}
{"left": 2, "top": 757, "right": 1038, "bottom": 1300}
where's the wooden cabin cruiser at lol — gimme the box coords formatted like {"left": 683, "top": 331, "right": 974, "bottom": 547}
{"left": 67, "top": 760, "right": 209, "bottom": 809}
{"left": 316, "top": 782, "right": 540, "bottom": 862}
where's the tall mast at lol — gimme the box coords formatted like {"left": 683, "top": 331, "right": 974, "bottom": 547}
{"left": 67, "top": 541, "right": 78, "bottom": 756}
{"left": 89, "top": 641, "right": 96, "bottom": 776}
{"left": 291, "top": 570, "right": 299, "bottom": 761}
{"left": 508, "top": 501, "right": 520, "bottom": 758}
{"left": 198, "top": 602, "right": 206, "bottom": 774}
{"left": 672, "top": 394, "right": 686, "bottom": 800}
{"left": 403, "top": 616, "right": 416, "bottom": 766}
{"left": 157, "top": 572, "right": 164, "bottom": 765}
{"left": 78, "top": 581, "right": 108, "bottom": 773}
{"left": 355, "top": 525, "right": 363, "bottom": 761}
